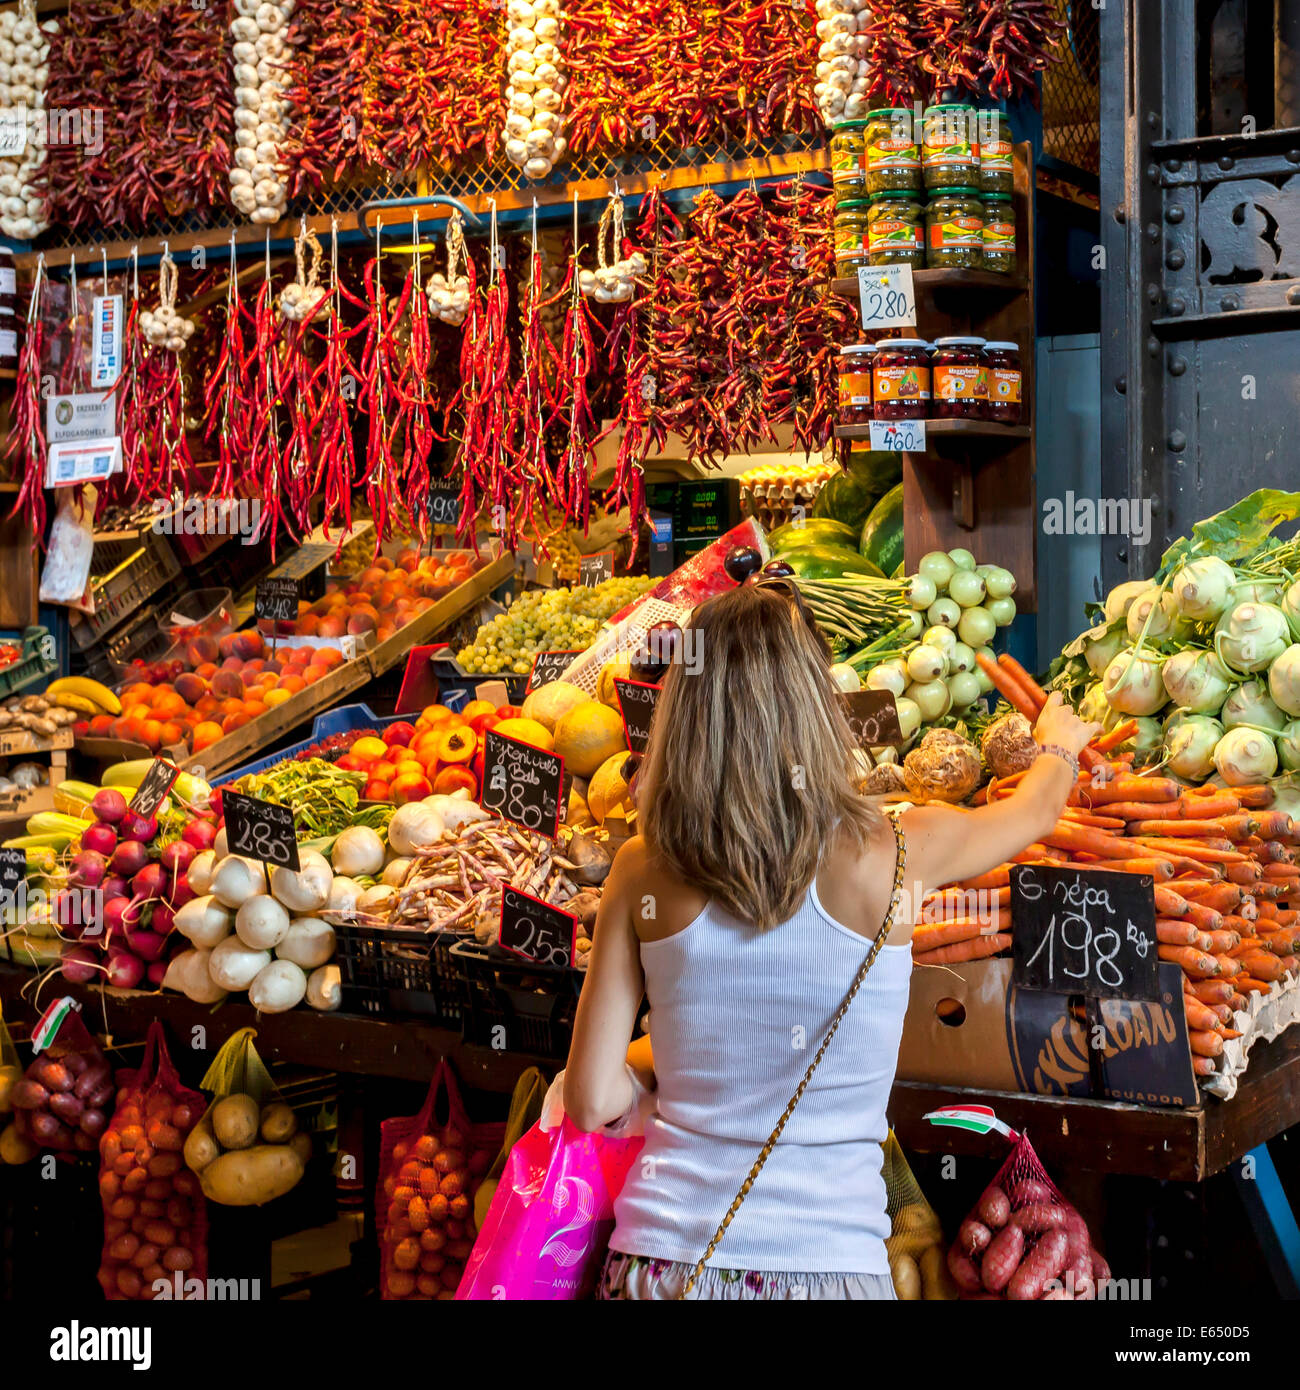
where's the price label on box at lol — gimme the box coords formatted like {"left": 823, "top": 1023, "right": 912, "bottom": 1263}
{"left": 869, "top": 419, "right": 926, "bottom": 453}
{"left": 499, "top": 886, "right": 576, "bottom": 968}
{"left": 857, "top": 263, "right": 917, "bottom": 331}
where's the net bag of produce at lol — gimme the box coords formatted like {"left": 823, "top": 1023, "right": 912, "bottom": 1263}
{"left": 189, "top": 1026, "right": 308, "bottom": 1206}
{"left": 882, "top": 1131, "right": 955, "bottom": 1300}
{"left": 8, "top": 995, "right": 112, "bottom": 1159}
{"left": 457, "top": 1071, "right": 643, "bottom": 1301}
{"left": 96, "top": 1019, "right": 208, "bottom": 1300}
{"left": 474, "top": 1065, "right": 547, "bottom": 1230}
{"left": 377, "top": 1059, "right": 504, "bottom": 1300}
{"left": 946, "top": 1131, "right": 1108, "bottom": 1301}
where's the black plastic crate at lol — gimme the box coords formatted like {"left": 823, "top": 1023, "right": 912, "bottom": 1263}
{"left": 450, "top": 938, "right": 582, "bottom": 1059}
{"left": 334, "top": 922, "right": 464, "bottom": 1027}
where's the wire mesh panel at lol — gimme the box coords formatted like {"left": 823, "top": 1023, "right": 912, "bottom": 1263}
{"left": 1042, "top": 0, "right": 1100, "bottom": 174}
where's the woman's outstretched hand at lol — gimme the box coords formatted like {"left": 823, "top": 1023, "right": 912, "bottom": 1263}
{"left": 1033, "top": 691, "right": 1100, "bottom": 756}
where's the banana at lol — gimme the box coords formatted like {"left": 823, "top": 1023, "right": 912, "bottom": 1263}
{"left": 51, "top": 693, "right": 102, "bottom": 718}
{"left": 44, "top": 676, "right": 121, "bottom": 716}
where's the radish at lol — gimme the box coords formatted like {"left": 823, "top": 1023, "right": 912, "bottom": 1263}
{"left": 109, "top": 840, "right": 149, "bottom": 878}
{"left": 102, "top": 875, "right": 129, "bottom": 902}
{"left": 124, "top": 927, "right": 167, "bottom": 962}
{"left": 80, "top": 821, "right": 118, "bottom": 857}
{"left": 146, "top": 958, "right": 169, "bottom": 986}
{"left": 105, "top": 950, "right": 145, "bottom": 989}
{"left": 61, "top": 943, "right": 102, "bottom": 984}
{"left": 52, "top": 888, "right": 92, "bottom": 938}
{"left": 160, "top": 841, "right": 196, "bottom": 876}
{"left": 90, "top": 788, "right": 129, "bottom": 824}
{"left": 150, "top": 900, "right": 176, "bottom": 936}
{"left": 120, "top": 811, "right": 157, "bottom": 843}
{"left": 167, "top": 878, "right": 196, "bottom": 910}
{"left": 131, "top": 863, "right": 167, "bottom": 903}
{"left": 70, "top": 850, "right": 107, "bottom": 889}
{"left": 100, "top": 896, "right": 131, "bottom": 944}
{"left": 182, "top": 820, "right": 217, "bottom": 852}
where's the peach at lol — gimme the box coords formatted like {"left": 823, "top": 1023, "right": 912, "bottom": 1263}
{"left": 217, "top": 632, "right": 239, "bottom": 659}
{"left": 263, "top": 688, "right": 292, "bottom": 708}
{"left": 262, "top": 659, "right": 284, "bottom": 677}
{"left": 243, "top": 700, "right": 267, "bottom": 719}
{"left": 302, "top": 664, "right": 328, "bottom": 685}
{"left": 220, "top": 713, "right": 250, "bottom": 733}
{"left": 232, "top": 630, "right": 264, "bottom": 661}
{"left": 351, "top": 737, "right": 389, "bottom": 763}
{"left": 318, "top": 615, "right": 346, "bottom": 639}
{"left": 364, "top": 779, "right": 391, "bottom": 801}
{"left": 220, "top": 656, "right": 242, "bottom": 672}
{"left": 296, "top": 614, "right": 320, "bottom": 637}
{"left": 185, "top": 636, "right": 220, "bottom": 667}
{"left": 194, "top": 662, "right": 218, "bottom": 681}
{"left": 278, "top": 675, "right": 306, "bottom": 695}
{"left": 315, "top": 649, "right": 344, "bottom": 669}
{"left": 348, "top": 612, "right": 377, "bottom": 636}
{"left": 211, "top": 670, "right": 245, "bottom": 700}
{"left": 192, "top": 721, "right": 224, "bottom": 751}
{"left": 391, "top": 772, "right": 433, "bottom": 804}
{"left": 173, "top": 673, "right": 205, "bottom": 706}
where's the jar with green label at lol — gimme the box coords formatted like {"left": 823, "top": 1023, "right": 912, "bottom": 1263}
{"left": 830, "top": 119, "right": 868, "bottom": 200}
{"left": 981, "top": 192, "right": 1016, "bottom": 273}
{"left": 867, "top": 191, "right": 924, "bottom": 268}
{"left": 833, "top": 199, "right": 871, "bottom": 274}
{"left": 864, "top": 107, "right": 921, "bottom": 193}
{"left": 978, "top": 110, "right": 1013, "bottom": 193}
{"left": 926, "top": 187, "right": 983, "bottom": 269}
{"left": 922, "top": 103, "right": 979, "bottom": 191}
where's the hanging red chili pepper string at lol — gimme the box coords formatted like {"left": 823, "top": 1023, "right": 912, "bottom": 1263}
{"left": 391, "top": 212, "right": 437, "bottom": 545}
{"left": 553, "top": 193, "right": 599, "bottom": 535}
{"left": 974, "top": 0, "right": 1065, "bottom": 100}
{"left": 244, "top": 235, "right": 289, "bottom": 554}
{"left": 314, "top": 217, "right": 365, "bottom": 544}
{"left": 504, "top": 200, "right": 554, "bottom": 552}
{"left": 202, "top": 235, "right": 249, "bottom": 501}
{"left": 6, "top": 253, "right": 47, "bottom": 542}
{"left": 130, "top": 248, "right": 195, "bottom": 502}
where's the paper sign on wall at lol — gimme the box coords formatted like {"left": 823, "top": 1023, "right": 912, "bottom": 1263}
{"left": 90, "top": 295, "right": 124, "bottom": 388}
{"left": 45, "top": 391, "right": 117, "bottom": 446}
{"left": 45, "top": 437, "right": 121, "bottom": 488}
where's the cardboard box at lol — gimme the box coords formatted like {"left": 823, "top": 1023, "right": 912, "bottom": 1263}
{"left": 897, "top": 959, "right": 1199, "bottom": 1109}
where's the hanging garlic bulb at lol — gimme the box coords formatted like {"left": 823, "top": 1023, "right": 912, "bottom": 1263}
{"left": 278, "top": 225, "right": 329, "bottom": 322}
{"left": 139, "top": 252, "right": 195, "bottom": 352}
{"left": 227, "top": 0, "right": 294, "bottom": 223}
{"left": 813, "top": 0, "right": 872, "bottom": 125}
{"left": 0, "top": 1, "right": 52, "bottom": 241}
{"left": 580, "top": 195, "right": 640, "bottom": 303}
{"left": 503, "top": 0, "right": 566, "bottom": 180}
{"left": 426, "top": 210, "right": 470, "bottom": 326}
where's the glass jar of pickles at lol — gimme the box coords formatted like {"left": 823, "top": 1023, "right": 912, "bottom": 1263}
{"left": 864, "top": 107, "right": 921, "bottom": 193}
{"left": 926, "top": 187, "right": 984, "bottom": 269}
{"left": 922, "top": 103, "right": 979, "bottom": 191}
{"left": 981, "top": 192, "right": 1016, "bottom": 273}
{"left": 978, "top": 111, "right": 1014, "bottom": 194}
{"left": 867, "top": 191, "right": 924, "bottom": 267}
{"left": 872, "top": 338, "right": 931, "bottom": 420}
{"left": 837, "top": 343, "right": 875, "bottom": 426}
{"left": 931, "top": 336, "right": 987, "bottom": 418}
{"left": 982, "top": 341, "right": 1023, "bottom": 424}
{"left": 830, "top": 120, "right": 868, "bottom": 201}
{"left": 833, "top": 199, "right": 871, "bottom": 274}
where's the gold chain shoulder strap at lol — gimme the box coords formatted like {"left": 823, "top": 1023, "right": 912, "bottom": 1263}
{"left": 678, "top": 812, "right": 909, "bottom": 1299}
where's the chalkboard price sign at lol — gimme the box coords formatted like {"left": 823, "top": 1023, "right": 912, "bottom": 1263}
{"left": 525, "top": 649, "right": 583, "bottom": 695}
{"left": 255, "top": 576, "right": 300, "bottom": 624}
{"left": 579, "top": 551, "right": 615, "bottom": 587}
{"left": 840, "top": 689, "right": 904, "bottom": 748}
{"left": 128, "top": 758, "right": 181, "bottom": 819}
{"left": 427, "top": 483, "right": 461, "bottom": 528}
{"left": 222, "top": 790, "right": 301, "bottom": 873}
{"left": 499, "top": 885, "right": 577, "bottom": 968}
{"left": 0, "top": 846, "right": 23, "bottom": 911}
{"left": 1011, "top": 863, "right": 1158, "bottom": 1002}
{"left": 481, "top": 730, "right": 565, "bottom": 839}
{"left": 614, "top": 677, "right": 660, "bottom": 755}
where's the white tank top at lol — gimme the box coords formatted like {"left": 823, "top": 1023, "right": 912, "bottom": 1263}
{"left": 609, "top": 875, "right": 913, "bottom": 1275}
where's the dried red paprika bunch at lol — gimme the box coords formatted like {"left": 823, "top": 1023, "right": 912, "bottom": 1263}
{"left": 5, "top": 255, "right": 47, "bottom": 541}
{"left": 974, "top": 0, "right": 1066, "bottom": 100}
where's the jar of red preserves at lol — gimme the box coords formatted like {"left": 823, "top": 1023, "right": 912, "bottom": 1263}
{"left": 932, "top": 336, "right": 987, "bottom": 418}
{"left": 872, "top": 338, "right": 931, "bottom": 419}
{"left": 981, "top": 341, "right": 1023, "bottom": 424}
{"left": 837, "top": 343, "right": 875, "bottom": 425}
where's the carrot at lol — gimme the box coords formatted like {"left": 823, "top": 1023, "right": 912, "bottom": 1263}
{"left": 1131, "top": 837, "right": 1244, "bottom": 863}
{"left": 1220, "top": 914, "right": 1255, "bottom": 935}
{"left": 957, "top": 866, "right": 1012, "bottom": 891}
{"left": 1044, "top": 824, "right": 1146, "bottom": 859}
{"left": 1158, "top": 944, "right": 1219, "bottom": 977}
{"left": 1182, "top": 902, "right": 1225, "bottom": 932}
{"left": 1183, "top": 998, "right": 1221, "bottom": 1031}
{"left": 1236, "top": 950, "right": 1284, "bottom": 982}
{"left": 1218, "top": 813, "right": 1262, "bottom": 841}
{"left": 1218, "top": 1027, "right": 1244, "bottom": 1040}
{"left": 1206, "top": 1002, "right": 1234, "bottom": 1026}
{"left": 1236, "top": 976, "right": 1271, "bottom": 994}
{"left": 1227, "top": 861, "right": 1265, "bottom": 885}
{"left": 927, "top": 885, "right": 1011, "bottom": 911}
{"left": 1099, "top": 800, "right": 1180, "bottom": 821}
{"left": 1192, "top": 1056, "right": 1218, "bottom": 1076}
{"left": 1262, "top": 863, "right": 1300, "bottom": 881}
{"left": 1156, "top": 919, "right": 1200, "bottom": 947}
{"left": 913, "top": 932, "right": 1013, "bottom": 967}
{"left": 997, "top": 654, "right": 1048, "bottom": 707}
{"left": 1201, "top": 929, "right": 1242, "bottom": 955}
{"left": 1229, "top": 992, "right": 1249, "bottom": 1011}
{"left": 1175, "top": 882, "right": 1243, "bottom": 910}
{"left": 1232, "top": 785, "right": 1276, "bottom": 809}
{"left": 1127, "top": 819, "right": 1234, "bottom": 838}
{"left": 1093, "top": 719, "right": 1138, "bottom": 753}
{"left": 912, "top": 920, "right": 999, "bottom": 951}
{"left": 1259, "top": 841, "right": 1296, "bottom": 864}
{"left": 1175, "top": 793, "right": 1242, "bottom": 820}
{"left": 1189, "top": 1029, "right": 1224, "bottom": 1058}
{"left": 1214, "top": 955, "right": 1243, "bottom": 977}
{"left": 976, "top": 652, "right": 1039, "bottom": 720}
{"left": 1084, "top": 776, "right": 1182, "bottom": 805}
{"left": 1279, "top": 955, "right": 1300, "bottom": 976}
{"left": 1276, "top": 909, "right": 1298, "bottom": 926}
{"left": 1154, "top": 886, "right": 1190, "bottom": 917}
{"left": 1061, "top": 809, "right": 1128, "bottom": 830}
{"left": 1255, "top": 900, "right": 1280, "bottom": 921}
{"left": 1189, "top": 978, "right": 1235, "bottom": 1004}
{"left": 1086, "top": 858, "right": 1176, "bottom": 880}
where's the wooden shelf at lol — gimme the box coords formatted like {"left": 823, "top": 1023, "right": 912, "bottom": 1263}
{"left": 832, "top": 269, "right": 1028, "bottom": 298}
{"left": 834, "top": 420, "right": 1031, "bottom": 443}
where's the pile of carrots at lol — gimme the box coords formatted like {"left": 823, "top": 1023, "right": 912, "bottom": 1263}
{"left": 909, "top": 653, "right": 1299, "bottom": 1081}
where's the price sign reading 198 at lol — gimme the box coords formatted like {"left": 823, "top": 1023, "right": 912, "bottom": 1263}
{"left": 856, "top": 262, "right": 917, "bottom": 331}
{"left": 869, "top": 419, "right": 926, "bottom": 453}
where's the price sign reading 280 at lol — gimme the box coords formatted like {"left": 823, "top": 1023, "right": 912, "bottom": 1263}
{"left": 1010, "top": 864, "right": 1158, "bottom": 1002}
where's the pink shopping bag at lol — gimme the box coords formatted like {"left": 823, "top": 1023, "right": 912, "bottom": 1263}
{"left": 456, "top": 1116, "right": 643, "bottom": 1300}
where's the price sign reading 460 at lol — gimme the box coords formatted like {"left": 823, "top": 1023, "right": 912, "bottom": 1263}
{"left": 481, "top": 730, "right": 564, "bottom": 840}
{"left": 128, "top": 758, "right": 180, "bottom": 820}
{"left": 499, "top": 886, "right": 576, "bottom": 968}
{"left": 222, "top": 790, "right": 300, "bottom": 873}
{"left": 1010, "top": 864, "right": 1158, "bottom": 1002}
{"left": 869, "top": 419, "right": 926, "bottom": 453}
{"left": 857, "top": 262, "right": 917, "bottom": 331}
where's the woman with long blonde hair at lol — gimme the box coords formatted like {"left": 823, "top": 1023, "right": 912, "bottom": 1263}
{"left": 565, "top": 581, "right": 1095, "bottom": 1300}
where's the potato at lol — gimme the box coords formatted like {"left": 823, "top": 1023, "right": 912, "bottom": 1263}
{"left": 289, "top": 1131, "right": 312, "bottom": 1166}
{"left": 0, "top": 1123, "right": 37, "bottom": 1164}
{"left": 182, "top": 1113, "right": 220, "bottom": 1174}
{"left": 259, "top": 1102, "right": 297, "bottom": 1143}
{"left": 198, "top": 1144, "right": 304, "bottom": 1206}
{"left": 0, "top": 1063, "right": 20, "bottom": 1113}
{"left": 210, "top": 1094, "right": 259, "bottom": 1151}
{"left": 919, "top": 1243, "right": 958, "bottom": 1300}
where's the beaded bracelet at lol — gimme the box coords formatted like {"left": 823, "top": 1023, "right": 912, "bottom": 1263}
{"left": 1037, "top": 743, "right": 1080, "bottom": 777}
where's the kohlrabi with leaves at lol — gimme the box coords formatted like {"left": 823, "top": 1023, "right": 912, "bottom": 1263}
{"left": 1082, "top": 621, "right": 1127, "bottom": 678}
{"left": 1268, "top": 644, "right": 1300, "bottom": 716}
{"left": 1102, "top": 711, "right": 1163, "bottom": 758}
{"left": 1281, "top": 577, "right": 1300, "bottom": 640}
{"left": 1164, "top": 714, "right": 1224, "bottom": 780}
{"left": 1161, "top": 648, "right": 1236, "bottom": 715}
{"left": 1170, "top": 555, "right": 1236, "bottom": 621}
{"left": 1220, "top": 678, "right": 1287, "bottom": 733}
{"left": 1277, "top": 721, "right": 1300, "bottom": 772}
{"left": 1102, "top": 647, "right": 1168, "bottom": 717}
{"left": 1125, "top": 587, "right": 1187, "bottom": 643}
{"left": 1213, "top": 726, "right": 1278, "bottom": 784}
{"left": 1103, "top": 579, "right": 1152, "bottom": 625}
{"left": 1215, "top": 602, "right": 1291, "bottom": 674}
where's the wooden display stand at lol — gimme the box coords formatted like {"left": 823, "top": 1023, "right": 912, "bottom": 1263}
{"left": 832, "top": 144, "right": 1038, "bottom": 611}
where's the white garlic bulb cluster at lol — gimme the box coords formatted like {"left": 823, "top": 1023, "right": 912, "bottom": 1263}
{"left": 0, "top": 4, "right": 54, "bottom": 241}
{"left": 227, "top": 0, "right": 294, "bottom": 224}
{"left": 578, "top": 251, "right": 646, "bottom": 304}
{"left": 813, "top": 0, "right": 873, "bottom": 125}
{"left": 503, "top": 0, "right": 567, "bottom": 181}
{"left": 278, "top": 279, "right": 327, "bottom": 322}
{"left": 140, "top": 304, "right": 195, "bottom": 352}
{"left": 426, "top": 272, "right": 470, "bottom": 326}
